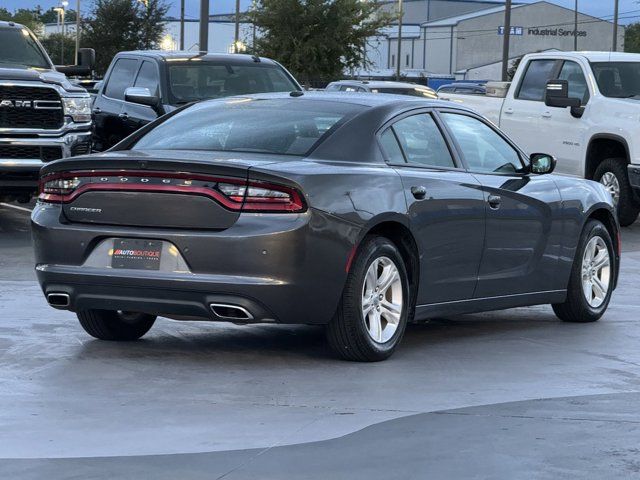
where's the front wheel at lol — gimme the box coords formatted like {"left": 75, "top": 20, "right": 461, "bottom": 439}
{"left": 77, "top": 310, "right": 156, "bottom": 340}
{"left": 326, "top": 236, "right": 411, "bottom": 362}
{"left": 552, "top": 219, "right": 614, "bottom": 323}
{"left": 594, "top": 158, "right": 640, "bottom": 227}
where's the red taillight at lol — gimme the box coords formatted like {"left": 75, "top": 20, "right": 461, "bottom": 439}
{"left": 38, "top": 170, "right": 306, "bottom": 213}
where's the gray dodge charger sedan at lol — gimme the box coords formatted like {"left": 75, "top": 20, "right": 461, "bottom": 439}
{"left": 32, "top": 92, "right": 620, "bottom": 361}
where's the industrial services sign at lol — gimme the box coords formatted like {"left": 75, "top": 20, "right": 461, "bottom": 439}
{"left": 498, "top": 26, "right": 587, "bottom": 37}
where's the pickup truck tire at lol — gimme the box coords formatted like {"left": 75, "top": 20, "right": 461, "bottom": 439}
{"left": 552, "top": 219, "right": 614, "bottom": 323}
{"left": 594, "top": 158, "right": 640, "bottom": 227}
{"left": 77, "top": 310, "right": 156, "bottom": 340}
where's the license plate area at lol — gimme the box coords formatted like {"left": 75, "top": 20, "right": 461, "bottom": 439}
{"left": 111, "top": 238, "right": 162, "bottom": 270}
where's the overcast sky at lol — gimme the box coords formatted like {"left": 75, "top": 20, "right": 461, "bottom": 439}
{"left": 3, "top": 0, "right": 639, "bottom": 24}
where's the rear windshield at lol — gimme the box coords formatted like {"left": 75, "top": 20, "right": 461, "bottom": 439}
{"left": 133, "top": 98, "right": 363, "bottom": 156}
{"left": 0, "top": 27, "right": 50, "bottom": 69}
{"left": 167, "top": 62, "right": 299, "bottom": 104}
{"left": 371, "top": 87, "right": 436, "bottom": 98}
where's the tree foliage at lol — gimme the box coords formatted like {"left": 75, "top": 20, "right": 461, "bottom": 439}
{"left": 39, "top": 33, "right": 77, "bottom": 65}
{"left": 625, "top": 22, "right": 640, "bottom": 53}
{"left": 82, "top": 0, "right": 168, "bottom": 75}
{"left": 507, "top": 56, "right": 522, "bottom": 81}
{"left": 250, "top": 0, "right": 393, "bottom": 85}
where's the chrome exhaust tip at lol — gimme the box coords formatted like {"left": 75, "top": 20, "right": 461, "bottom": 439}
{"left": 47, "top": 292, "right": 70, "bottom": 308}
{"left": 210, "top": 303, "right": 254, "bottom": 321}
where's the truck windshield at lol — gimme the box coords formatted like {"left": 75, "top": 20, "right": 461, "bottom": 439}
{"left": 591, "top": 62, "right": 640, "bottom": 99}
{"left": 167, "top": 62, "right": 299, "bottom": 104}
{"left": 0, "top": 27, "right": 51, "bottom": 69}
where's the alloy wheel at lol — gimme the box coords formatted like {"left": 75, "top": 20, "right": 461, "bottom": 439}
{"left": 599, "top": 171, "right": 620, "bottom": 206}
{"left": 361, "top": 256, "right": 403, "bottom": 343}
{"left": 581, "top": 236, "right": 611, "bottom": 308}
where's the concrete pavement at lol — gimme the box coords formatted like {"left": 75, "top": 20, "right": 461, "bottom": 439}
{"left": 1, "top": 203, "right": 640, "bottom": 478}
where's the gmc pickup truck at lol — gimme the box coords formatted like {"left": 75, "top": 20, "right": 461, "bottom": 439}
{"left": 0, "top": 21, "right": 93, "bottom": 203}
{"left": 439, "top": 51, "right": 640, "bottom": 226}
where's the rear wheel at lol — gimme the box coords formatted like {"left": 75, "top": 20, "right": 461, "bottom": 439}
{"left": 552, "top": 219, "right": 614, "bottom": 323}
{"left": 594, "top": 158, "right": 640, "bottom": 226}
{"left": 77, "top": 310, "right": 156, "bottom": 340}
{"left": 326, "top": 236, "right": 410, "bottom": 362}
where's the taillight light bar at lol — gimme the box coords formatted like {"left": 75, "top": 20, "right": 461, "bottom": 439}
{"left": 38, "top": 170, "right": 306, "bottom": 213}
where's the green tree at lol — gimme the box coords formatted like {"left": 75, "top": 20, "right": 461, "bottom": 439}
{"left": 82, "top": 0, "right": 168, "bottom": 75}
{"left": 625, "top": 22, "right": 640, "bottom": 53}
{"left": 507, "top": 56, "right": 522, "bottom": 81}
{"left": 39, "top": 8, "right": 77, "bottom": 25}
{"left": 250, "top": 0, "right": 393, "bottom": 85}
{"left": 39, "top": 33, "right": 76, "bottom": 65}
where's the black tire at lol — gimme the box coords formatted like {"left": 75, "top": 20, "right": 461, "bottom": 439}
{"left": 326, "top": 236, "right": 411, "bottom": 362}
{"left": 77, "top": 310, "right": 156, "bottom": 341}
{"left": 552, "top": 219, "right": 615, "bottom": 323}
{"left": 593, "top": 158, "right": 640, "bottom": 227}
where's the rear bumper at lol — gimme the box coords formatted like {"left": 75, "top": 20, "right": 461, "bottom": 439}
{"left": 32, "top": 203, "right": 360, "bottom": 325}
{"left": 627, "top": 164, "right": 640, "bottom": 201}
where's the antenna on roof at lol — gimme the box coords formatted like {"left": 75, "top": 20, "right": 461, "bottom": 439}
{"left": 252, "top": 55, "right": 261, "bottom": 63}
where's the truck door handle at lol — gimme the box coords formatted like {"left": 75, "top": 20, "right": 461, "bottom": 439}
{"left": 488, "top": 194, "right": 502, "bottom": 209}
{"left": 411, "top": 186, "right": 427, "bottom": 200}
{"left": 92, "top": 107, "right": 101, "bottom": 114}
{"left": 118, "top": 112, "right": 129, "bottom": 120}
{"left": 503, "top": 107, "right": 514, "bottom": 115}
{"left": 542, "top": 111, "right": 552, "bottom": 118}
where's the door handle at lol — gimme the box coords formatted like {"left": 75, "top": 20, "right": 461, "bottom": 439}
{"left": 411, "top": 185, "right": 427, "bottom": 200}
{"left": 118, "top": 112, "right": 129, "bottom": 120}
{"left": 92, "top": 107, "right": 101, "bottom": 114}
{"left": 503, "top": 107, "right": 514, "bottom": 115}
{"left": 487, "top": 194, "right": 502, "bottom": 209}
{"left": 541, "top": 111, "right": 552, "bottom": 118}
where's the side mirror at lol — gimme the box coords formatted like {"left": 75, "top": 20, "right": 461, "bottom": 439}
{"left": 545, "top": 80, "right": 581, "bottom": 108}
{"left": 125, "top": 87, "right": 159, "bottom": 109}
{"left": 530, "top": 153, "right": 556, "bottom": 174}
{"left": 78, "top": 48, "right": 96, "bottom": 71}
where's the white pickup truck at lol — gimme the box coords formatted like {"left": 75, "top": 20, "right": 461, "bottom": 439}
{"left": 438, "top": 51, "right": 640, "bottom": 226}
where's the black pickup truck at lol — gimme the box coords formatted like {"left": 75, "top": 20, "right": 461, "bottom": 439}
{"left": 92, "top": 50, "right": 302, "bottom": 151}
{"left": 0, "top": 21, "right": 95, "bottom": 203}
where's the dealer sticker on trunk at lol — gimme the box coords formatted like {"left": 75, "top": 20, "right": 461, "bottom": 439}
{"left": 111, "top": 239, "right": 162, "bottom": 270}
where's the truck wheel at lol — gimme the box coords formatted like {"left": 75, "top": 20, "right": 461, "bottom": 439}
{"left": 552, "top": 219, "right": 614, "bottom": 323}
{"left": 77, "top": 310, "right": 156, "bottom": 341}
{"left": 326, "top": 236, "right": 410, "bottom": 362}
{"left": 594, "top": 158, "right": 640, "bottom": 226}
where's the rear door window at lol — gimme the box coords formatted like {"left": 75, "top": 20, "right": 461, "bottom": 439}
{"left": 104, "top": 58, "right": 139, "bottom": 100}
{"left": 389, "top": 114, "right": 455, "bottom": 168}
{"left": 516, "top": 59, "right": 558, "bottom": 101}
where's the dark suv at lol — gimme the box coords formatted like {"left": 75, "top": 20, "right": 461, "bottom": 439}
{"left": 92, "top": 51, "right": 301, "bottom": 151}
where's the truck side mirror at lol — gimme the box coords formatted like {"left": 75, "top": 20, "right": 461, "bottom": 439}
{"left": 545, "top": 80, "right": 580, "bottom": 108}
{"left": 78, "top": 48, "right": 95, "bottom": 71}
{"left": 530, "top": 153, "right": 556, "bottom": 174}
{"left": 125, "top": 87, "right": 161, "bottom": 113}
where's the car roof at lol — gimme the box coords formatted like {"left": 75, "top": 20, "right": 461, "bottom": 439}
{"left": 116, "top": 50, "right": 279, "bottom": 65}
{"left": 200, "top": 91, "right": 469, "bottom": 112}
{"left": 331, "top": 80, "right": 434, "bottom": 90}
{"left": 525, "top": 51, "right": 640, "bottom": 63}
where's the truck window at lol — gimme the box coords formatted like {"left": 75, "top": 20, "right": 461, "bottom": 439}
{"left": 104, "top": 58, "right": 139, "bottom": 100}
{"left": 516, "top": 59, "right": 557, "bottom": 101}
{"left": 0, "top": 27, "right": 50, "bottom": 69}
{"left": 557, "top": 61, "right": 589, "bottom": 105}
{"left": 133, "top": 61, "right": 160, "bottom": 97}
{"left": 591, "top": 62, "right": 640, "bottom": 99}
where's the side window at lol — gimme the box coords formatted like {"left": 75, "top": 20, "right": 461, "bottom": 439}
{"left": 379, "top": 129, "right": 405, "bottom": 163}
{"left": 442, "top": 113, "right": 522, "bottom": 174}
{"left": 104, "top": 58, "right": 139, "bottom": 100}
{"left": 391, "top": 113, "right": 455, "bottom": 168}
{"left": 516, "top": 59, "right": 557, "bottom": 101}
{"left": 557, "top": 61, "right": 590, "bottom": 105}
{"left": 340, "top": 85, "right": 358, "bottom": 92}
{"left": 133, "top": 60, "right": 160, "bottom": 97}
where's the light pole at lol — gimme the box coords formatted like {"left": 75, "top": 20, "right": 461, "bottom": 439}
{"left": 613, "top": 0, "right": 620, "bottom": 51}
{"left": 234, "top": 0, "right": 241, "bottom": 53}
{"left": 199, "top": 0, "right": 209, "bottom": 52}
{"left": 396, "top": 0, "right": 403, "bottom": 81}
{"left": 501, "top": 0, "right": 512, "bottom": 81}
{"left": 75, "top": 0, "right": 80, "bottom": 64}
{"left": 180, "top": 0, "right": 185, "bottom": 50}
{"left": 574, "top": 0, "right": 578, "bottom": 51}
